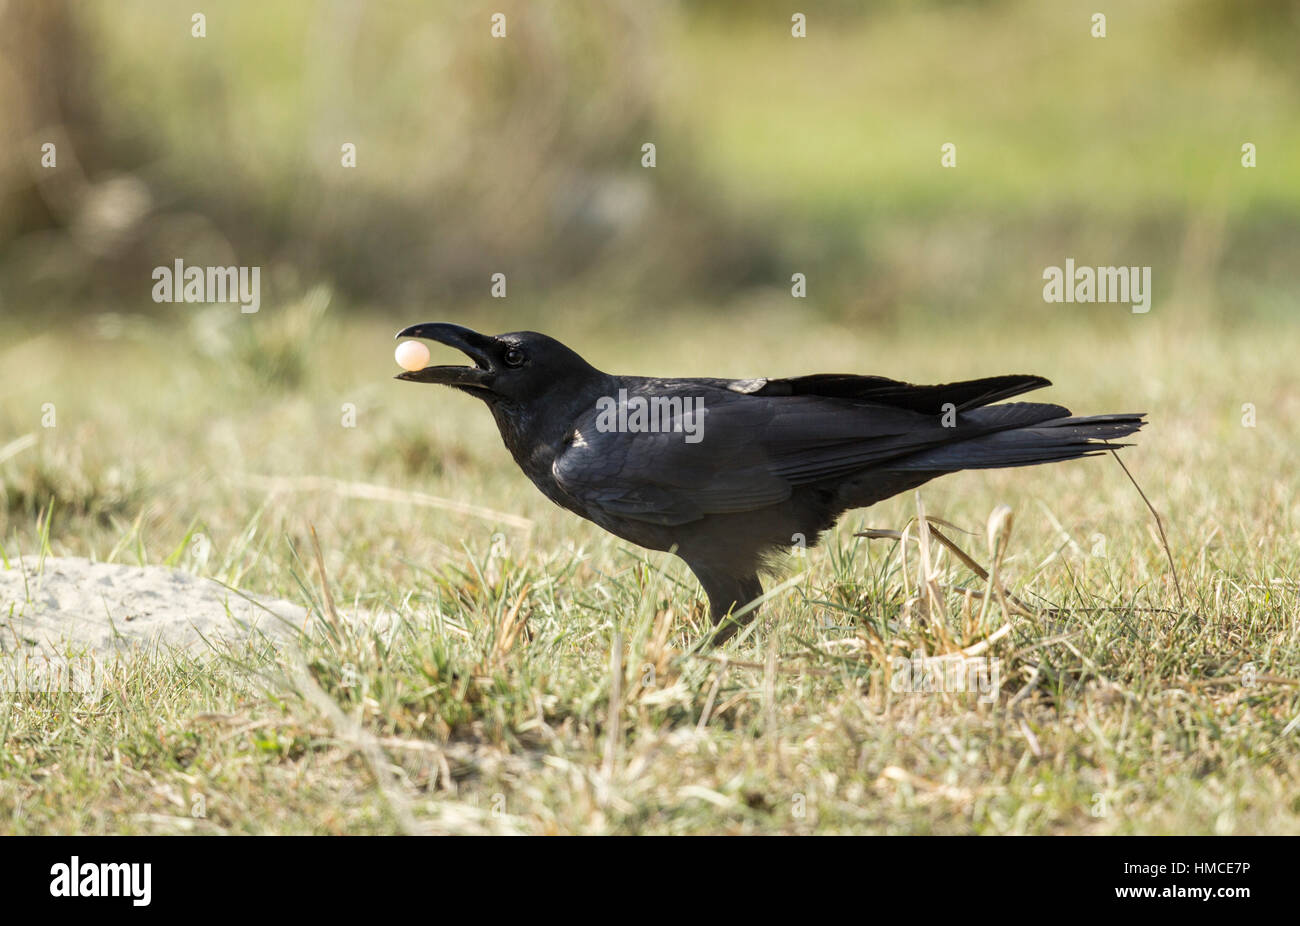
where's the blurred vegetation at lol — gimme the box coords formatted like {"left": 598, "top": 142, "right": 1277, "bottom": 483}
{"left": 1, "top": 0, "right": 1297, "bottom": 324}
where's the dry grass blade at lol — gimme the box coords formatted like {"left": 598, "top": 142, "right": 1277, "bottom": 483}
{"left": 856, "top": 528, "right": 902, "bottom": 540}
{"left": 914, "top": 493, "right": 949, "bottom": 638}
{"left": 0, "top": 433, "right": 36, "bottom": 465}
{"left": 855, "top": 508, "right": 1037, "bottom": 620}
{"left": 1109, "top": 449, "right": 1185, "bottom": 611}
{"left": 495, "top": 582, "right": 533, "bottom": 659}
{"left": 695, "top": 658, "right": 727, "bottom": 731}
{"left": 980, "top": 505, "right": 1014, "bottom": 629}
{"left": 925, "top": 522, "right": 1037, "bottom": 618}
{"left": 959, "top": 622, "right": 1012, "bottom": 658}
{"left": 308, "top": 524, "right": 344, "bottom": 640}
{"left": 238, "top": 473, "right": 534, "bottom": 532}
{"left": 601, "top": 632, "right": 624, "bottom": 784}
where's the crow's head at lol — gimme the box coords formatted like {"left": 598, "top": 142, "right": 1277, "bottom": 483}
{"left": 394, "top": 323, "right": 602, "bottom": 405}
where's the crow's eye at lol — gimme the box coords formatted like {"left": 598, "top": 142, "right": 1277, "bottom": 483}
{"left": 503, "top": 347, "right": 527, "bottom": 368}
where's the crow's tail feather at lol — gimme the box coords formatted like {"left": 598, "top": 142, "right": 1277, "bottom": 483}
{"left": 891, "top": 412, "right": 1146, "bottom": 471}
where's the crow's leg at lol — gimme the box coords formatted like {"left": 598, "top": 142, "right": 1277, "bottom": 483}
{"left": 683, "top": 561, "right": 763, "bottom": 645}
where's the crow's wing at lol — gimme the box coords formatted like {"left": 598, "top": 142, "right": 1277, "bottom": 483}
{"left": 551, "top": 379, "right": 1068, "bottom": 526}
{"left": 551, "top": 390, "right": 790, "bottom": 525}
{"left": 760, "top": 399, "right": 1069, "bottom": 483}
{"left": 722, "top": 372, "right": 1052, "bottom": 413}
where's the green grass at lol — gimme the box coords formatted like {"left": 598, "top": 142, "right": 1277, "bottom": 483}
{"left": 2, "top": 300, "right": 1297, "bottom": 834}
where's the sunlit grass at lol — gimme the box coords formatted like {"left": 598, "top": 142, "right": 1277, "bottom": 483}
{"left": 1, "top": 300, "right": 1297, "bottom": 834}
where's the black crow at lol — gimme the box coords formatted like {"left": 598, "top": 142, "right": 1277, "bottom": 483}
{"left": 395, "top": 323, "right": 1144, "bottom": 643}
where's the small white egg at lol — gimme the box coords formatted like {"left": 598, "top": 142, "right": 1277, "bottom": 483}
{"left": 395, "top": 340, "right": 431, "bottom": 372}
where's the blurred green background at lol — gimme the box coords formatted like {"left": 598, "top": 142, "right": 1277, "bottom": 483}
{"left": 2, "top": 0, "right": 1297, "bottom": 329}
{"left": 1, "top": 0, "right": 1298, "bottom": 545}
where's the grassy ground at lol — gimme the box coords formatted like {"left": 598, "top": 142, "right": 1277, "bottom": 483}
{"left": 2, "top": 299, "right": 1297, "bottom": 834}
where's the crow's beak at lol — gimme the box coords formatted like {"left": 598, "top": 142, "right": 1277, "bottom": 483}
{"left": 394, "top": 323, "right": 497, "bottom": 389}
